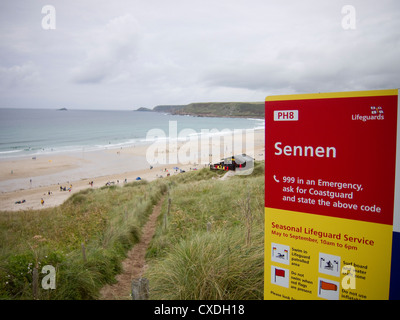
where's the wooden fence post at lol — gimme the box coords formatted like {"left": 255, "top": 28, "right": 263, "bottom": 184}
{"left": 164, "top": 198, "right": 171, "bottom": 230}
{"left": 167, "top": 198, "right": 171, "bottom": 215}
{"left": 245, "top": 192, "right": 252, "bottom": 246}
{"left": 81, "top": 243, "right": 87, "bottom": 263}
{"left": 131, "top": 278, "right": 149, "bottom": 300}
{"left": 32, "top": 267, "right": 39, "bottom": 300}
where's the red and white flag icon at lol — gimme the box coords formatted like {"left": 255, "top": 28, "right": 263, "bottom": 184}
{"left": 319, "top": 280, "right": 338, "bottom": 294}
{"left": 274, "top": 268, "right": 285, "bottom": 282}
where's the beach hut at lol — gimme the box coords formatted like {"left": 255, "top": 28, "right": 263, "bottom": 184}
{"left": 232, "top": 153, "right": 254, "bottom": 172}
{"left": 210, "top": 153, "right": 254, "bottom": 172}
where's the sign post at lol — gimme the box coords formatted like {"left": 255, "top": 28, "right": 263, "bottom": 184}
{"left": 264, "top": 89, "right": 399, "bottom": 300}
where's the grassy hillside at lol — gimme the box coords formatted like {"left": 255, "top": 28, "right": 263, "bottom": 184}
{"left": 153, "top": 105, "right": 186, "bottom": 113}
{"left": 175, "top": 102, "right": 264, "bottom": 118}
{"left": 153, "top": 102, "right": 264, "bottom": 118}
{"left": 0, "top": 163, "right": 264, "bottom": 300}
{"left": 144, "top": 162, "right": 265, "bottom": 299}
{"left": 0, "top": 180, "right": 168, "bottom": 299}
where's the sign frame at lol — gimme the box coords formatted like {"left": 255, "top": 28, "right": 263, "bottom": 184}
{"left": 264, "top": 89, "right": 399, "bottom": 300}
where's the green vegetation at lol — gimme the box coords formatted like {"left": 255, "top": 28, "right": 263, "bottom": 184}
{"left": 0, "top": 162, "right": 265, "bottom": 300}
{"left": 153, "top": 105, "right": 186, "bottom": 113}
{"left": 153, "top": 102, "right": 264, "bottom": 118}
{"left": 0, "top": 180, "right": 167, "bottom": 299}
{"left": 145, "top": 162, "right": 265, "bottom": 300}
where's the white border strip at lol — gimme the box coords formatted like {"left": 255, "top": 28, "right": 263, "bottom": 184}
{"left": 394, "top": 89, "right": 400, "bottom": 233}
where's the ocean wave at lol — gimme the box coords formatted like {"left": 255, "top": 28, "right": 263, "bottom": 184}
{"left": 0, "top": 149, "right": 23, "bottom": 155}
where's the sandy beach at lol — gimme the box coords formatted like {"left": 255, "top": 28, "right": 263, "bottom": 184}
{"left": 0, "top": 129, "right": 265, "bottom": 212}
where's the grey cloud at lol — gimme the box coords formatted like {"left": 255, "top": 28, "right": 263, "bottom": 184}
{"left": 70, "top": 14, "right": 141, "bottom": 84}
{"left": 0, "top": 0, "right": 399, "bottom": 109}
{"left": 0, "top": 61, "right": 41, "bottom": 88}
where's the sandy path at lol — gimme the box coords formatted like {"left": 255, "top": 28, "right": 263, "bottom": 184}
{"left": 99, "top": 195, "right": 165, "bottom": 300}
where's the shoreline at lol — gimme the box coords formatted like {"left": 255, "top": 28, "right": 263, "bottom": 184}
{"left": 0, "top": 129, "right": 265, "bottom": 212}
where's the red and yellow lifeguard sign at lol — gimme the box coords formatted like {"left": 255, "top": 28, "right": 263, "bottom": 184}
{"left": 264, "top": 89, "right": 399, "bottom": 300}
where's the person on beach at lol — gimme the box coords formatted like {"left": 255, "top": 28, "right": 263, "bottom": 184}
{"left": 41, "top": 198, "right": 44, "bottom": 206}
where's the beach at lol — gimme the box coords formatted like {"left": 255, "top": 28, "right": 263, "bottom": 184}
{"left": 0, "top": 129, "right": 265, "bottom": 212}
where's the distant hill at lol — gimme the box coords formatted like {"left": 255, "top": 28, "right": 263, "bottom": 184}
{"left": 135, "top": 107, "right": 153, "bottom": 112}
{"left": 153, "top": 102, "right": 264, "bottom": 118}
{"left": 153, "top": 105, "right": 186, "bottom": 113}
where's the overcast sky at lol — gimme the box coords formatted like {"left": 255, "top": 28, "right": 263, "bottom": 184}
{"left": 0, "top": 0, "right": 399, "bottom": 110}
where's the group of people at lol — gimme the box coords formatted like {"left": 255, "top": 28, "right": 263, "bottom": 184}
{"left": 60, "top": 185, "right": 72, "bottom": 192}
{"left": 104, "top": 178, "right": 128, "bottom": 186}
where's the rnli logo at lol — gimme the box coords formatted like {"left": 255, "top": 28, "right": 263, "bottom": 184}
{"left": 352, "top": 106, "right": 385, "bottom": 122}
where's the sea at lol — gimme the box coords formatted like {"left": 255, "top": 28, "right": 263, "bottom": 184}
{"left": 0, "top": 108, "right": 264, "bottom": 160}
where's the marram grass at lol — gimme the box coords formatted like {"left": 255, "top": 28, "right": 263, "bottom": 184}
{"left": 0, "top": 179, "right": 167, "bottom": 299}
{"left": 146, "top": 228, "right": 264, "bottom": 300}
{"left": 0, "top": 162, "right": 264, "bottom": 300}
{"left": 145, "top": 162, "right": 265, "bottom": 300}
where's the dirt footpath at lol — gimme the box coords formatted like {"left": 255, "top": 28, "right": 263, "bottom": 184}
{"left": 99, "top": 196, "right": 165, "bottom": 300}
